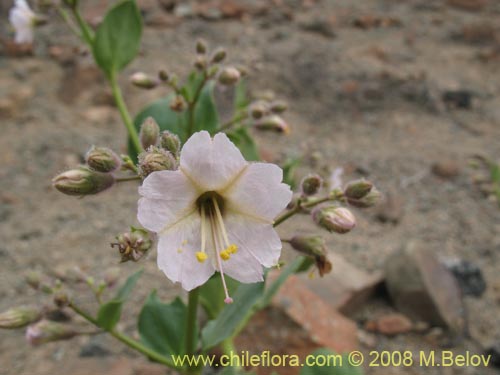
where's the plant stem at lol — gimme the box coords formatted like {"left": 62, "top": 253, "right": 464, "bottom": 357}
{"left": 220, "top": 112, "right": 249, "bottom": 132}
{"left": 187, "top": 74, "right": 208, "bottom": 137}
{"left": 109, "top": 72, "right": 143, "bottom": 155}
{"left": 71, "top": 6, "right": 94, "bottom": 46}
{"left": 185, "top": 288, "right": 199, "bottom": 357}
{"left": 273, "top": 196, "right": 331, "bottom": 227}
{"left": 56, "top": 7, "right": 83, "bottom": 41}
{"left": 69, "top": 302, "right": 181, "bottom": 369}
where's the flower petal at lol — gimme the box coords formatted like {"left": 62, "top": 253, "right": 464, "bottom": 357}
{"left": 224, "top": 163, "right": 292, "bottom": 221}
{"left": 180, "top": 131, "right": 247, "bottom": 191}
{"left": 157, "top": 213, "right": 215, "bottom": 291}
{"left": 220, "top": 213, "right": 282, "bottom": 283}
{"left": 138, "top": 170, "right": 198, "bottom": 233}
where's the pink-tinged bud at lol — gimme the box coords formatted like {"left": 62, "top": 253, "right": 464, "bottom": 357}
{"left": 312, "top": 206, "right": 356, "bottom": 234}
{"left": 169, "top": 95, "right": 187, "bottom": 112}
{"left": 301, "top": 174, "right": 323, "bottom": 196}
{"left": 254, "top": 115, "right": 290, "bottom": 134}
{"left": 0, "top": 307, "right": 41, "bottom": 329}
{"left": 249, "top": 101, "right": 269, "bottom": 119}
{"left": 210, "top": 48, "right": 227, "bottom": 63}
{"left": 111, "top": 227, "right": 152, "bottom": 262}
{"left": 26, "top": 320, "right": 77, "bottom": 346}
{"left": 344, "top": 179, "right": 373, "bottom": 200}
{"left": 160, "top": 130, "right": 181, "bottom": 157}
{"left": 52, "top": 167, "right": 114, "bottom": 196}
{"left": 130, "top": 72, "right": 158, "bottom": 89}
{"left": 139, "top": 117, "right": 160, "bottom": 149}
{"left": 85, "top": 146, "right": 121, "bottom": 173}
{"left": 289, "top": 235, "right": 332, "bottom": 277}
{"left": 194, "top": 56, "right": 207, "bottom": 71}
{"left": 270, "top": 100, "right": 288, "bottom": 113}
{"left": 196, "top": 39, "right": 207, "bottom": 54}
{"left": 218, "top": 67, "right": 240, "bottom": 86}
{"left": 138, "top": 147, "right": 177, "bottom": 178}
{"left": 347, "top": 187, "right": 381, "bottom": 208}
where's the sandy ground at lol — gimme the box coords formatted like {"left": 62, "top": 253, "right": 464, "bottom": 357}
{"left": 1, "top": 0, "right": 500, "bottom": 374}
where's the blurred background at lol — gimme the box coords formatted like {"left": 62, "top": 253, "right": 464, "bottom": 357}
{"left": 0, "top": 0, "right": 500, "bottom": 374}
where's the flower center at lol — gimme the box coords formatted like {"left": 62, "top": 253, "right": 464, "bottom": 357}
{"left": 195, "top": 192, "right": 238, "bottom": 304}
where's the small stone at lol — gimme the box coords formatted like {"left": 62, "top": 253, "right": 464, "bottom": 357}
{"left": 0, "top": 98, "right": 16, "bottom": 118}
{"left": 80, "top": 342, "right": 111, "bottom": 357}
{"left": 358, "top": 330, "right": 377, "bottom": 348}
{"left": 442, "top": 90, "right": 473, "bottom": 109}
{"left": 384, "top": 242, "right": 465, "bottom": 334}
{"left": 431, "top": 161, "right": 461, "bottom": 179}
{"left": 446, "top": 0, "right": 488, "bottom": 11}
{"left": 443, "top": 258, "right": 486, "bottom": 297}
{"left": 374, "top": 313, "right": 413, "bottom": 336}
{"left": 413, "top": 321, "right": 431, "bottom": 333}
{"left": 273, "top": 275, "right": 358, "bottom": 353}
{"left": 299, "top": 16, "right": 336, "bottom": 38}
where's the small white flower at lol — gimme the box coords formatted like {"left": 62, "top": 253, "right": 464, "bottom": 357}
{"left": 138, "top": 131, "right": 292, "bottom": 302}
{"left": 9, "top": 0, "right": 36, "bottom": 44}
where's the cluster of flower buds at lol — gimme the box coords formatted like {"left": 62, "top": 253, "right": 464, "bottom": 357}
{"left": 111, "top": 227, "right": 152, "bottom": 263}
{"left": 137, "top": 117, "right": 180, "bottom": 178}
{"left": 248, "top": 96, "right": 290, "bottom": 134}
{"left": 343, "top": 179, "right": 381, "bottom": 208}
{"left": 289, "top": 235, "right": 332, "bottom": 277}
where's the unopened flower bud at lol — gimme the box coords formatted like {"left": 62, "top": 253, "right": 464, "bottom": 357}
{"left": 158, "top": 69, "right": 169, "bottom": 82}
{"left": 85, "top": 146, "right": 121, "bottom": 173}
{"left": 301, "top": 174, "right": 323, "bottom": 196}
{"left": 289, "top": 236, "right": 332, "bottom": 277}
{"left": 347, "top": 187, "right": 381, "bottom": 208}
{"left": 211, "top": 48, "right": 227, "bottom": 63}
{"left": 0, "top": 307, "right": 41, "bottom": 329}
{"left": 218, "top": 67, "right": 241, "bottom": 86}
{"left": 138, "top": 147, "right": 176, "bottom": 178}
{"left": 139, "top": 117, "right": 160, "bottom": 149}
{"left": 312, "top": 206, "right": 356, "bottom": 234}
{"left": 130, "top": 72, "right": 158, "bottom": 89}
{"left": 249, "top": 101, "right": 268, "bottom": 119}
{"left": 26, "top": 320, "right": 77, "bottom": 346}
{"left": 196, "top": 39, "right": 207, "bottom": 54}
{"left": 270, "top": 100, "right": 288, "bottom": 113}
{"left": 194, "top": 56, "right": 207, "bottom": 71}
{"left": 53, "top": 167, "right": 114, "bottom": 196}
{"left": 111, "top": 227, "right": 152, "bottom": 262}
{"left": 53, "top": 291, "right": 69, "bottom": 308}
{"left": 344, "top": 179, "right": 373, "bottom": 200}
{"left": 25, "top": 271, "right": 42, "bottom": 290}
{"left": 169, "top": 95, "right": 187, "bottom": 112}
{"left": 254, "top": 115, "right": 290, "bottom": 134}
{"left": 160, "top": 130, "right": 181, "bottom": 157}
{"left": 207, "top": 65, "right": 220, "bottom": 78}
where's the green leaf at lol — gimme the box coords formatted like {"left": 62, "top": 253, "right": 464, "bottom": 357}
{"left": 96, "top": 269, "right": 143, "bottom": 330}
{"left": 201, "top": 282, "right": 264, "bottom": 350}
{"left": 199, "top": 274, "right": 240, "bottom": 319}
{"left": 93, "top": 0, "right": 142, "bottom": 77}
{"left": 234, "top": 79, "right": 250, "bottom": 110}
{"left": 300, "top": 349, "right": 364, "bottom": 375}
{"left": 138, "top": 291, "right": 192, "bottom": 357}
{"left": 259, "top": 257, "right": 306, "bottom": 308}
{"left": 192, "top": 81, "right": 219, "bottom": 135}
{"left": 227, "top": 126, "right": 260, "bottom": 161}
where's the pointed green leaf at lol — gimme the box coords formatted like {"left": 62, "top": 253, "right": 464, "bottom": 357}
{"left": 92, "top": 0, "right": 142, "bottom": 77}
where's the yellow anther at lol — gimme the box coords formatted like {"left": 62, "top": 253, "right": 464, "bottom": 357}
{"left": 196, "top": 252, "right": 208, "bottom": 263}
{"left": 220, "top": 250, "right": 231, "bottom": 261}
{"left": 227, "top": 244, "right": 238, "bottom": 254}
{"left": 308, "top": 270, "right": 315, "bottom": 280}
{"left": 177, "top": 248, "right": 183, "bottom": 253}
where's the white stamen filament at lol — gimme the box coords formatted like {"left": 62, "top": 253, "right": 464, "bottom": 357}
{"left": 209, "top": 211, "right": 233, "bottom": 304}
{"left": 212, "top": 197, "right": 230, "bottom": 247}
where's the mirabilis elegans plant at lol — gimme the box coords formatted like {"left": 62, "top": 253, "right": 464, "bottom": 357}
{"left": 2, "top": 1, "right": 381, "bottom": 374}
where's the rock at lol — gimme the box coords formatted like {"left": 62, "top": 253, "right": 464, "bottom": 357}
{"left": 273, "top": 275, "right": 358, "bottom": 352}
{"left": 358, "top": 330, "right": 377, "bottom": 348}
{"left": 431, "top": 161, "right": 461, "bottom": 179}
{"left": 459, "top": 23, "right": 497, "bottom": 45}
{"left": 366, "top": 313, "right": 413, "bottom": 336}
{"left": 446, "top": 0, "right": 488, "bottom": 11}
{"left": 442, "top": 90, "right": 473, "bottom": 109}
{"left": 79, "top": 342, "right": 111, "bottom": 357}
{"left": 0, "top": 98, "right": 16, "bottom": 118}
{"left": 375, "top": 192, "right": 404, "bottom": 224}
{"left": 384, "top": 242, "right": 466, "bottom": 334}
{"left": 298, "top": 253, "right": 384, "bottom": 314}
{"left": 485, "top": 342, "right": 500, "bottom": 367}
{"left": 298, "top": 15, "right": 336, "bottom": 38}
{"left": 444, "top": 258, "right": 486, "bottom": 297}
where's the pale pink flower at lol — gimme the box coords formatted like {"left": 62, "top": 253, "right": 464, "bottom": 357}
{"left": 138, "top": 131, "right": 292, "bottom": 302}
{"left": 9, "top": 0, "right": 36, "bottom": 44}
